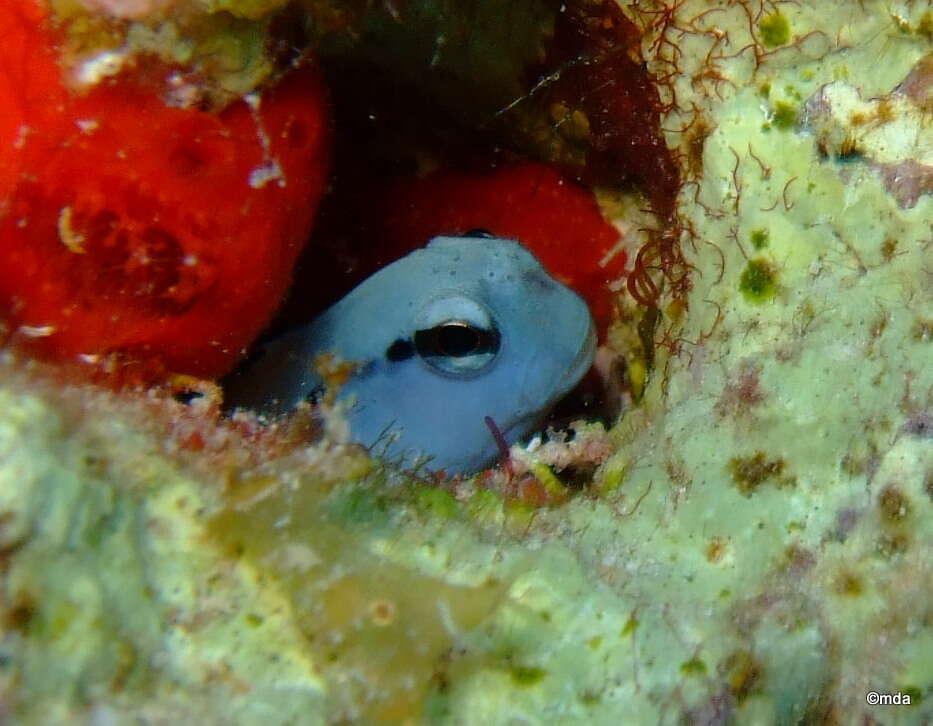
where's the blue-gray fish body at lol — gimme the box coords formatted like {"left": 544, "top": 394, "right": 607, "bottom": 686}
{"left": 226, "top": 235, "right": 596, "bottom": 473}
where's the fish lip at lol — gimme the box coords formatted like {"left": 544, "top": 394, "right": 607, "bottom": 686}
{"left": 497, "top": 408, "right": 548, "bottom": 449}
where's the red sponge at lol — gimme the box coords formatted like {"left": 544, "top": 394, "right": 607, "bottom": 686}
{"left": 0, "top": 0, "right": 331, "bottom": 378}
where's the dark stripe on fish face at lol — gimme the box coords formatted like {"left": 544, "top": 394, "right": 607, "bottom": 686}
{"left": 385, "top": 338, "right": 415, "bottom": 361}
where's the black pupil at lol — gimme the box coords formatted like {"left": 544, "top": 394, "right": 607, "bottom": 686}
{"left": 436, "top": 323, "right": 481, "bottom": 357}
{"left": 414, "top": 321, "right": 499, "bottom": 359}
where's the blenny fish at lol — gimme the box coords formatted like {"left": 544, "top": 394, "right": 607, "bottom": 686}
{"left": 226, "top": 234, "right": 596, "bottom": 473}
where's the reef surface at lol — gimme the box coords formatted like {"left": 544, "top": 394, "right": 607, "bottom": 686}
{"left": 1, "top": 1, "right": 931, "bottom": 724}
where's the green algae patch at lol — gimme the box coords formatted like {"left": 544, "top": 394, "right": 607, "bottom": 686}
{"left": 53, "top": 0, "right": 282, "bottom": 107}
{"left": 770, "top": 101, "right": 798, "bottom": 130}
{"left": 510, "top": 665, "right": 547, "bottom": 686}
{"left": 911, "top": 318, "right": 933, "bottom": 342}
{"left": 595, "top": 451, "right": 628, "bottom": 496}
{"left": 414, "top": 486, "right": 461, "bottom": 519}
{"left": 834, "top": 571, "right": 864, "bottom": 597}
{"left": 750, "top": 228, "right": 770, "bottom": 249}
{"left": 739, "top": 258, "right": 777, "bottom": 302}
{"left": 466, "top": 488, "right": 505, "bottom": 523}
{"left": 680, "top": 657, "right": 708, "bottom": 676}
{"left": 878, "top": 485, "right": 911, "bottom": 523}
{"left": 759, "top": 12, "right": 790, "bottom": 47}
{"left": 325, "top": 483, "right": 392, "bottom": 527}
{"left": 920, "top": 12, "right": 933, "bottom": 38}
{"left": 723, "top": 650, "right": 764, "bottom": 703}
{"left": 729, "top": 452, "right": 788, "bottom": 495}
{"left": 529, "top": 462, "right": 568, "bottom": 499}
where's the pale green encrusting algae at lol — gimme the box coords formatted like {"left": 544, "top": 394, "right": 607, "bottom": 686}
{"left": 1, "top": 1, "right": 932, "bottom": 724}
{"left": 0, "top": 367, "right": 338, "bottom": 724}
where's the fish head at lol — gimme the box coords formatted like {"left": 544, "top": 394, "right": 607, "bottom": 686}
{"left": 328, "top": 235, "right": 596, "bottom": 472}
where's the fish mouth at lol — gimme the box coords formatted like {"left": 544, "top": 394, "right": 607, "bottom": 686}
{"left": 497, "top": 410, "right": 545, "bottom": 450}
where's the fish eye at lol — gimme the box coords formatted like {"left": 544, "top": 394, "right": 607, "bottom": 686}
{"left": 415, "top": 321, "right": 499, "bottom": 374}
{"left": 415, "top": 321, "right": 499, "bottom": 357}
{"left": 414, "top": 295, "right": 500, "bottom": 375}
